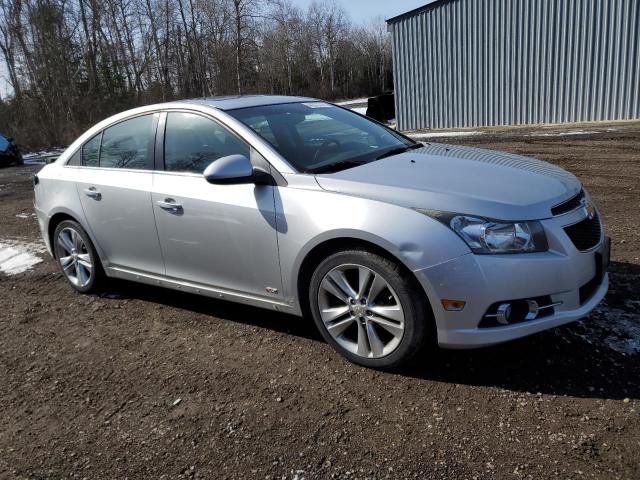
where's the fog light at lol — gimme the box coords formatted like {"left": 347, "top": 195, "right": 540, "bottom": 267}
{"left": 525, "top": 300, "right": 539, "bottom": 320}
{"left": 496, "top": 303, "right": 512, "bottom": 325}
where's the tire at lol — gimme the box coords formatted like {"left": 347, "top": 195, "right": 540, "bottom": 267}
{"left": 53, "top": 220, "right": 104, "bottom": 293}
{"left": 309, "top": 249, "right": 431, "bottom": 369}
{"left": 15, "top": 153, "right": 24, "bottom": 166}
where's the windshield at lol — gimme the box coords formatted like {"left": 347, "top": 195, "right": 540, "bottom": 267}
{"left": 227, "top": 102, "right": 416, "bottom": 173}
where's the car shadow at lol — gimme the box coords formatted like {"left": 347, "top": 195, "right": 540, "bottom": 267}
{"left": 402, "top": 260, "right": 640, "bottom": 400}
{"left": 105, "top": 260, "right": 639, "bottom": 401}
{"left": 107, "top": 278, "right": 323, "bottom": 341}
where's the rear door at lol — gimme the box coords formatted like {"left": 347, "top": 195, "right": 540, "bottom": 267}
{"left": 75, "top": 113, "right": 164, "bottom": 274}
{"left": 151, "top": 110, "right": 282, "bottom": 299}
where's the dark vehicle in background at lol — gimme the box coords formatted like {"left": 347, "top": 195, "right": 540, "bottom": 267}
{"left": 0, "top": 134, "right": 23, "bottom": 166}
{"left": 366, "top": 93, "right": 395, "bottom": 123}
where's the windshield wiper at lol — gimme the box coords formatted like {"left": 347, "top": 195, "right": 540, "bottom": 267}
{"left": 375, "top": 143, "right": 422, "bottom": 160}
{"left": 309, "top": 160, "right": 368, "bottom": 174}
{"left": 310, "top": 143, "right": 422, "bottom": 174}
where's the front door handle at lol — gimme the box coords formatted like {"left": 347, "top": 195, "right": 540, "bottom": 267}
{"left": 83, "top": 187, "right": 101, "bottom": 200}
{"left": 157, "top": 198, "right": 183, "bottom": 213}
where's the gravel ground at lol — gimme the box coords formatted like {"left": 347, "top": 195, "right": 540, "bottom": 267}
{"left": 0, "top": 121, "right": 639, "bottom": 479}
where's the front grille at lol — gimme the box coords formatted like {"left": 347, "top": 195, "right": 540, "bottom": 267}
{"left": 564, "top": 213, "right": 601, "bottom": 251}
{"left": 551, "top": 189, "right": 585, "bottom": 216}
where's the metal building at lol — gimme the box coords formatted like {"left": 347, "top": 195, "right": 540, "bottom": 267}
{"left": 386, "top": 0, "right": 640, "bottom": 131}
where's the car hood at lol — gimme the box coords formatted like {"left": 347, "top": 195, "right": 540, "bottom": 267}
{"left": 314, "top": 143, "right": 582, "bottom": 221}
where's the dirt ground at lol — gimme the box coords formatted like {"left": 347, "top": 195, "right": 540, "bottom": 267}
{"left": 1, "top": 121, "right": 639, "bottom": 480}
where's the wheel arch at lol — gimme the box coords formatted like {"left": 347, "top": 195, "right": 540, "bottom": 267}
{"left": 295, "top": 235, "right": 434, "bottom": 324}
{"left": 47, "top": 210, "right": 104, "bottom": 265}
{"left": 48, "top": 212, "right": 79, "bottom": 258}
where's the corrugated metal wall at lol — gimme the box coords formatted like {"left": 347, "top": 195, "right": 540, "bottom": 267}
{"left": 389, "top": 0, "right": 640, "bottom": 130}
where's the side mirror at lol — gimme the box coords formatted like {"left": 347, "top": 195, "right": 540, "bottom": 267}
{"left": 203, "top": 154, "right": 272, "bottom": 185}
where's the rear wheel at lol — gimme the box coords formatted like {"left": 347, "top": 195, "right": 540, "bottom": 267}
{"left": 15, "top": 152, "right": 24, "bottom": 165}
{"left": 309, "top": 249, "right": 430, "bottom": 369}
{"left": 53, "top": 220, "right": 104, "bottom": 293}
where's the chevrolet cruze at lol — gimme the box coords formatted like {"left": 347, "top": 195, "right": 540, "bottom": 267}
{"left": 33, "top": 96, "right": 610, "bottom": 368}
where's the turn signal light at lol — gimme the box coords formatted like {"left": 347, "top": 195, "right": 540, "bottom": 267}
{"left": 441, "top": 299, "right": 466, "bottom": 311}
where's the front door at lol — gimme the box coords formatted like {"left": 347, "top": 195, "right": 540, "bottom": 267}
{"left": 151, "top": 111, "right": 282, "bottom": 299}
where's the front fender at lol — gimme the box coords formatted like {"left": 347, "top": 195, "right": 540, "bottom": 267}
{"left": 275, "top": 185, "right": 470, "bottom": 310}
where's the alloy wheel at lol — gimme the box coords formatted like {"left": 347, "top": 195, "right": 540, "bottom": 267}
{"left": 317, "top": 264, "right": 405, "bottom": 358}
{"left": 56, "top": 227, "right": 93, "bottom": 288}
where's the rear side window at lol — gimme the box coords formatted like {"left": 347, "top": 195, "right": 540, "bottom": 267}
{"left": 164, "top": 112, "right": 250, "bottom": 173}
{"left": 100, "top": 115, "right": 153, "bottom": 169}
{"left": 82, "top": 133, "right": 101, "bottom": 167}
{"left": 67, "top": 150, "right": 81, "bottom": 166}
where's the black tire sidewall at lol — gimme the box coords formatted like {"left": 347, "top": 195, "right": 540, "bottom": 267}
{"left": 309, "top": 250, "right": 429, "bottom": 369}
{"left": 53, "top": 220, "right": 102, "bottom": 293}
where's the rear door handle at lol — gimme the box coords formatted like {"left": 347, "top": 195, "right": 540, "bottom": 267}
{"left": 83, "top": 187, "right": 101, "bottom": 200}
{"left": 157, "top": 198, "right": 183, "bottom": 213}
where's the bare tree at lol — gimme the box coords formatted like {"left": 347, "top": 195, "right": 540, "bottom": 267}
{"left": 0, "top": 0, "right": 393, "bottom": 149}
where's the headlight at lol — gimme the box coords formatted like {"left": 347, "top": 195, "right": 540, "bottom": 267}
{"left": 416, "top": 209, "right": 548, "bottom": 254}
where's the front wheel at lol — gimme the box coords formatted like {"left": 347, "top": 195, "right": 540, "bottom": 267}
{"left": 309, "top": 249, "right": 431, "bottom": 369}
{"left": 53, "top": 220, "right": 104, "bottom": 293}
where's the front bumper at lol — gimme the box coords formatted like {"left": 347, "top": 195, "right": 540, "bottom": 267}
{"left": 415, "top": 207, "right": 610, "bottom": 348}
{"left": 435, "top": 273, "right": 608, "bottom": 347}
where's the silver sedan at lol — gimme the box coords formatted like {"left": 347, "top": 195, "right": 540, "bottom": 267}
{"left": 33, "top": 96, "right": 610, "bottom": 369}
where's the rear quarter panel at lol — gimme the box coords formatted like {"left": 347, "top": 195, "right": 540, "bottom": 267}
{"left": 34, "top": 163, "right": 97, "bottom": 258}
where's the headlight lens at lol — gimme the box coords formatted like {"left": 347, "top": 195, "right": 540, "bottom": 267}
{"left": 417, "top": 210, "right": 548, "bottom": 254}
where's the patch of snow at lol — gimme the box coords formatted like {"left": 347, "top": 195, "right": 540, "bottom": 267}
{"left": 336, "top": 98, "right": 369, "bottom": 106}
{"left": 15, "top": 212, "right": 36, "bottom": 219}
{"left": 595, "top": 308, "right": 640, "bottom": 355}
{"left": 562, "top": 305, "right": 640, "bottom": 355}
{"left": 0, "top": 239, "right": 47, "bottom": 275}
{"left": 22, "top": 148, "right": 65, "bottom": 165}
{"left": 350, "top": 107, "right": 368, "bottom": 115}
{"left": 409, "top": 131, "right": 482, "bottom": 139}
{"left": 526, "top": 129, "right": 600, "bottom": 137}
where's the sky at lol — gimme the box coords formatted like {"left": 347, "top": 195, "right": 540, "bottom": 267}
{"left": 292, "top": 0, "right": 428, "bottom": 24}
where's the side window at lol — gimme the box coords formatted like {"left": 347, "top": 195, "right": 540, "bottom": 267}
{"left": 67, "top": 149, "right": 81, "bottom": 166}
{"left": 82, "top": 133, "right": 101, "bottom": 167}
{"left": 100, "top": 115, "right": 153, "bottom": 169}
{"left": 164, "top": 112, "right": 250, "bottom": 173}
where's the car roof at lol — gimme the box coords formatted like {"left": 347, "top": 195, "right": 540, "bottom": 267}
{"left": 182, "top": 95, "right": 319, "bottom": 111}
